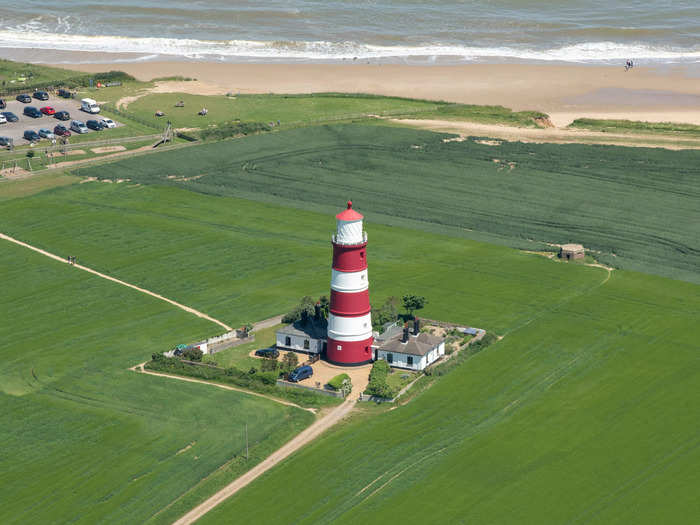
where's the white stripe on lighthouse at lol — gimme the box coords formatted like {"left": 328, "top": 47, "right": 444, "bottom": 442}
{"left": 327, "top": 313, "right": 373, "bottom": 341}
{"left": 330, "top": 268, "right": 368, "bottom": 293}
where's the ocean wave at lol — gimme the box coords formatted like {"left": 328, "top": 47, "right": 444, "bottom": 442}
{"left": 0, "top": 30, "right": 698, "bottom": 63}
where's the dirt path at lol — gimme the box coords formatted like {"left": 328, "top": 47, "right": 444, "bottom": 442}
{"left": 129, "top": 362, "right": 315, "bottom": 413}
{"left": 389, "top": 118, "right": 700, "bottom": 150}
{"left": 252, "top": 315, "right": 283, "bottom": 331}
{"left": 173, "top": 397, "right": 356, "bottom": 525}
{"left": 0, "top": 232, "right": 232, "bottom": 332}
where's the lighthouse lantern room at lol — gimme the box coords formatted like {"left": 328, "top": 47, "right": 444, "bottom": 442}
{"left": 326, "top": 201, "right": 374, "bottom": 366}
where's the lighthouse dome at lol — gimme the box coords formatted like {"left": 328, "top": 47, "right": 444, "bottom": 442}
{"left": 334, "top": 201, "right": 365, "bottom": 245}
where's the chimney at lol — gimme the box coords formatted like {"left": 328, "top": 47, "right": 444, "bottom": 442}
{"left": 402, "top": 322, "right": 409, "bottom": 343}
{"left": 315, "top": 302, "right": 321, "bottom": 320}
{"left": 413, "top": 317, "right": 420, "bottom": 335}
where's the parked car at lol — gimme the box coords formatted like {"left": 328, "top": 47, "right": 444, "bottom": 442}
{"left": 38, "top": 128, "right": 55, "bottom": 139}
{"left": 57, "top": 88, "right": 73, "bottom": 98}
{"left": 54, "top": 124, "right": 71, "bottom": 137}
{"left": 86, "top": 119, "right": 104, "bottom": 131}
{"left": 0, "top": 136, "right": 12, "bottom": 147}
{"left": 23, "top": 130, "right": 41, "bottom": 142}
{"left": 1, "top": 111, "right": 18, "bottom": 122}
{"left": 33, "top": 91, "right": 49, "bottom": 101}
{"left": 70, "top": 120, "right": 89, "bottom": 134}
{"left": 255, "top": 348, "right": 280, "bottom": 359}
{"left": 0, "top": 114, "right": 6, "bottom": 124}
{"left": 16, "top": 94, "right": 31, "bottom": 103}
{"left": 0, "top": 99, "right": 5, "bottom": 109}
{"left": 54, "top": 110, "right": 70, "bottom": 121}
{"left": 288, "top": 365, "right": 313, "bottom": 382}
{"left": 23, "top": 106, "right": 42, "bottom": 118}
{"left": 40, "top": 106, "right": 56, "bottom": 115}
{"left": 101, "top": 118, "right": 116, "bottom": 128}
{"left": 80, "top": 98, "right": 100, "bottom": 114}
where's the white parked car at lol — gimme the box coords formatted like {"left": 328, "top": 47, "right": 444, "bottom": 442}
{"left": 70, "top": 120, "right": 89, "bottom": 134}
{"left": 38, "top": 128, "right": 55, "bottom": 139}
{"left": 0, "top": 114, "right": 6, "bottom": 124}
{"left": 101, "top": 118, "right": 116, "bottom": 128}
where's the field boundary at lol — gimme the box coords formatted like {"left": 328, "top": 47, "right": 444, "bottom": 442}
{"left": 0, "top": 232, "right": 232, "bottom": 331}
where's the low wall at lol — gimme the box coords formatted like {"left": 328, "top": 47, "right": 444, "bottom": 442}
{"left": 358, "top": 393, "right": 396, "bottom": 403}
{"left": 276, "top": 379, "right": 345, "bottom": 398}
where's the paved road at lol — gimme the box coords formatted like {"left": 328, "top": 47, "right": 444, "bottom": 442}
{"left": 172, "top": 397, "right": 356, "bottom": 525}
{"left": 0, "top": 232, "right": 232, "bottom": 331}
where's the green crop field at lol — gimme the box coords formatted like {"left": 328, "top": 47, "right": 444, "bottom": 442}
{"left": 74, "top": 123, "right": 700, "bottom": 283}
{"left": 199, "top": 268, "right": 700, "bottom": 525}
{"left": 0, "top": 240, "right": 314, "bottom": 524}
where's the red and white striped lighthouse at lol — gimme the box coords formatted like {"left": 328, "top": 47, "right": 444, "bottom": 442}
{"left": 326, "top": 201, "right": 373, "bottom": 366}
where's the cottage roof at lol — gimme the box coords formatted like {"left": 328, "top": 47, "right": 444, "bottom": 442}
{"left": 560, "top": 243, "right": 584, "bottom": 253}
{"left": 277, "top": 317, "right": 328, "bottom": 340}
{"left": 376, "top": 331, "right": 444, "bottom": 356}
{"left": 336, "top": 200, "right": 363, "bottom": 221}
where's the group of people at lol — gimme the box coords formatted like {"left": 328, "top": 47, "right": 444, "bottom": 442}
{"left": 624, "top": 59, "right": 635, "bottom": 71}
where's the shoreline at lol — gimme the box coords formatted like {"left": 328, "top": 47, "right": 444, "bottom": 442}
{"left": 51, "top": 60, "right": 700, "bottom": 125}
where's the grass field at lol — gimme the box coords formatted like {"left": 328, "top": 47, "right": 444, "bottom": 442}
{"left": 74, "top": 123, "right": 700, "bottom": 283}
{"left": 0, "top": 240, "right": 314, "bottom": 524}
{"left": 569, "top": 118, "right": 700, "bottom": 137}
{"left": 199, "top": 267, "right": 700, "bottom": 525}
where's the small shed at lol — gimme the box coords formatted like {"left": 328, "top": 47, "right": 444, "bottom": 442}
{"left": 559, "top": 243, "right": 585, "bottom": 261}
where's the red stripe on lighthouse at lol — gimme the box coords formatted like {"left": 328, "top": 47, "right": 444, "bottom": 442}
{"left": 332, "top": 242, "right": 368, "bottom": 272}
{"left": 326, "top": 336, "right": 373, "bottom": 366}
{"left": 330, "top": 289, "right": 370, "bottom": 317}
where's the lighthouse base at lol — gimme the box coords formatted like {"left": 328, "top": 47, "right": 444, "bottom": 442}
{"left": 326, "top": 336, "right": 374, "bottom": 366}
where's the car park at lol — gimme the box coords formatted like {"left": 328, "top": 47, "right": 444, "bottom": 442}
{"left": 33, "top": 91, "right": 49, "bottom": 101}
{"left": 54, "top": 110, "right": 70, "bottom": 121}
{"left": 0, "top": 114, "right": 6, "bottom": 124}
{"left": 86, "top": 119, "right": 104, "bottom": 131}
{"left": 101, "top": 118, "right": 116, "bottom": 128}
{"left": 0, "top": 136, "right": 12, "bottom": 147}
{"left": 40, "top": 106, "right": 56, "bottom": 115}
{"left": 288, "top": 365, "right": 313, "bottom": 382}
{"left": 23, "top": 106, "right": 42, "bottom": 118}
{"left": 38, "top": 128, "right": 55, "bottom": 139}
{"left": 54, "top": 124, "right": 71, "bottom": 137}
{"left": 0, "top": 99, "right": 5, "bottom": 109}
{"left": 255, "top": 348, "right": 280, "bottom": 359}
{"left": 70, "top": 120, "right": 89, "bottom": 134}
{"left": 1, "top": 111, "right": 18, "bottom": 122}
{"left": 58, "top": 88, "right": 73, "bottom": 98}
{"left": 16, "top": 94, "right": 31, "bottom": 103}
{"left": 23, "top": 130, "right": 40, "bottom": 142}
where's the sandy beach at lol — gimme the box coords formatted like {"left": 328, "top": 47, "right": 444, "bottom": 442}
{"left": 60, "top": 61, "right": 700, "bottom": 126}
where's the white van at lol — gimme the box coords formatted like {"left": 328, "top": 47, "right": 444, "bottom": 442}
{"left": 81, "top": 98, "right": 100, "bottom": 114}
{"left": 71, "top": 120, "right": 89, "bottom": 134}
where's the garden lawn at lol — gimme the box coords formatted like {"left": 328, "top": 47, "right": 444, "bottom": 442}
{"left": 74, "top": 123, "right": 700, "bottom": 284}
{"left": 0, "top": 240, "right": 314, "bottom": 524}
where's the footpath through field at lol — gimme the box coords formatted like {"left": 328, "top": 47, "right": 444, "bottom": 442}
{"left": 0, "top": 232, "right": 232, "bottom": 331}
{"left": 172, "top": 397, "right": 356, "bottom": 525}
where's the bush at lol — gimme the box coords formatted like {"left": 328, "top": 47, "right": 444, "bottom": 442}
{"left": 281, "top": 351, "right": 299, "bottom": 372}
{"left": 364, "top": 360, "right": 397, "bottom": 398}
{"left": 182, "top": 347, "right": 203, "bottom": 362}
{"left": 199, "top": 121, "right": 271, "bottom": 141}
{"left": 328, "top": 373, "right": 351, "bottom": 391}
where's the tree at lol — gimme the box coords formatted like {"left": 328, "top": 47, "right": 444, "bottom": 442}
{"left": 282, "top": 296, "right": 315, "bottom": 323}
{"left": 373, "top": 296, "right": 399, "bottom": 330}
{"left": 260, "top": 357, "right": 278, "bottom": 373}
{"left": 281, "top": 351, "right": 298, "bottom": 371}
{"left": 182, "top": 347, "right": 203, "bottom": 362}
{"left": 402, "top": 294, "right": 427, "bottom": 318}
{"left": 319, "top": 295, "right": 330, "bottom": 319}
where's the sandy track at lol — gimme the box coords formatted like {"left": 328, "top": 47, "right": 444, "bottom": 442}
{"left": 173, "top": 397, "right": 356, "bottom": 525}
{"left": 0, "top": 232, "right": 232, "bottom": 331}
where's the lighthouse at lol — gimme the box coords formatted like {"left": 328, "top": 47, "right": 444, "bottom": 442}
{"left": 326, "top": 201, "right": 373, "bottom": 366}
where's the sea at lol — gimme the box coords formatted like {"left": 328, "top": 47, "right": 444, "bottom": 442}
{"left": 0, "top": 0, "right": 698, "bottom": 65}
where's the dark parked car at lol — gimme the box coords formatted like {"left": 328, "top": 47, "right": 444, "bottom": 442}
{"left": 23, "top": 130, "right": 41, "bottom": 142}
{"left": 33, "top": 91, "right": 49, "bottom": 101}
{"left": 86, "top": 119, "right": 104, "bottom": 131}
{"left": 0, "top": 136, "right": 12, "bottom": 147}
{"left": 58, "top": 88, "right": 73, "bottom": 98}
{"left": 23, "top": 106, "right": 42, "bottom": 118}
{"left": 53, "top": 124, "right": 71, "bottom": 137}
{"left": 255, "top": 348, "right": 280, "bottom": 359}
{"left": 288, "top": 365, "right": 313, "bottom": 382}
{"left": 16, "top": 94, "right": 31, "bottom": 103}
{"left": 1, "top": 111, "right": 18, "bottom": 122}
{"left": 0, "top": 99, "right": 5, "bottom": 109}
{"left": 54, "top": 110, "right": 70, "bottom": 121}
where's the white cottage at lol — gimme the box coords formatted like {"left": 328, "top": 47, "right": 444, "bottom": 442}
{"left": 275, "top": 317, "right": 327, "bottom": 355}
{"left": 374, "top": 323, "right": 445, "bottom": 371}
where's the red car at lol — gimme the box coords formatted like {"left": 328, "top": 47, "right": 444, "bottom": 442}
{"left": 41, "top": 106, "right": 56, "bottom": 115}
